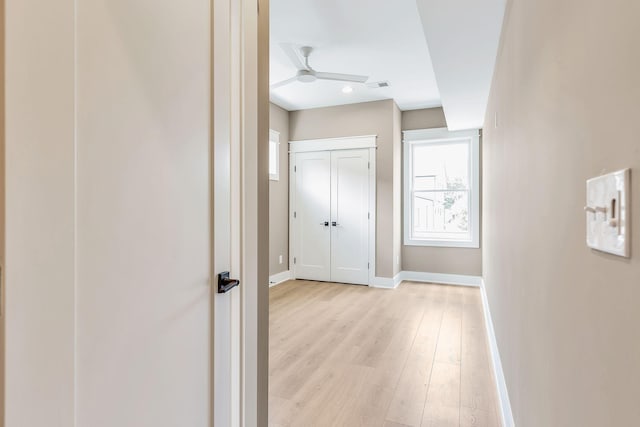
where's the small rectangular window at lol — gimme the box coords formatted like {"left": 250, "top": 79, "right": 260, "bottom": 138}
{"left": 269, "top": 129, "right": 280, "bottom": 181}
{"left": 404, "top": 128, "right": 480, "bottom": 248}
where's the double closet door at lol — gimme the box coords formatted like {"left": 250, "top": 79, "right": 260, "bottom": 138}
{"left": 292, "top": 148, "right": 372, "bottom": 285}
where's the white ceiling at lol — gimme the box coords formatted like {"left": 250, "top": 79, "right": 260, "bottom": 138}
{"left": 270, "top": 0, "right": 506, "bottom": 130}
{"left": 269, "top": 0, "right": 441, "bottom": 112}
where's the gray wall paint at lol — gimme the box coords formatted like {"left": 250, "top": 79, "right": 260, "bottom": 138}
{"left": 269, "top": 103, "right": 289, "bottom": 276}
{"left": 484, "top": 1, "right": 640, "bottom": 426}
{"left": 289, "top": 100, "right": 400, "bottom": 278}
{"left": 401, "top": 107, "right": 483, "bottom": 276}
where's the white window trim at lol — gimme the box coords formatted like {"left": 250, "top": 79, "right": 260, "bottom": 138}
{"left": 269, "top": 129, "right": 280, "bottom": 181}
{"left": 403, "top": 128, "right": 480, "bottom": 248}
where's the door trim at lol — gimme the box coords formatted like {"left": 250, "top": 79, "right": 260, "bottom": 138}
{"left": 289, "top": 135, "right": 377, "bottom": 153}
{"left": 289, "top": 136, "right": 377, "bottom": 286}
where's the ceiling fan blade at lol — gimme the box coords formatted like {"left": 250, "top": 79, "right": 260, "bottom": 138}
{"left": 279, "top": 43, "right": 306, "bottom": 70}
{"left": 315, "top": 72, "right": 369, "bottom": 83}
{"left": 270, "top": 76, "right": 298, "bottom": 89}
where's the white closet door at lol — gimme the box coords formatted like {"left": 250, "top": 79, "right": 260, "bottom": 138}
{"left": 330, "top": 149, "right": 370, "bottom": 285}
{"left": 294, "top": 151, "right": 332, "bottom": 281}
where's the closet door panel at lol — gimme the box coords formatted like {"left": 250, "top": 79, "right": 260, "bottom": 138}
{"left": 294, "top": 151, "right": 331, "bottom": 281}
{"left": 331, "top": 149, "right": 370, "bottom": 285}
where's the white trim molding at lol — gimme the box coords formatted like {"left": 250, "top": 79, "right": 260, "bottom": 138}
{"left": 289, "top": 135, "right": 377, "bottom": 153}
{"left": 399, "top": 271, "right": 482, "bottom": 287}
{"left": 269, "top": 270, "right": 292, "bottom": 288}
{"left": 369, "top": 273, "right": 403, "bottom": 289}
{"left": 480, "top": 279, "right": 515, "bottom": 427}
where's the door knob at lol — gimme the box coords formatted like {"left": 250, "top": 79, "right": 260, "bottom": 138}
{"left": 332, "top": 221, "right": 340, "bottom": 226}
{"left": 218, "top": 271, "right": 240, "bottom": 294}
{"left": 320, "top": 221, "right": 330, "bottom": 227}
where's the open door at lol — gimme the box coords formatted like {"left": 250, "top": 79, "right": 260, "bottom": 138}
{"left": 4, "top": 0, "right": 268, "bottom": 426}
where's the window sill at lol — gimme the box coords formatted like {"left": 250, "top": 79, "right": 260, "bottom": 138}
{"left": 404, "top": 238, "right": 480, "bottom": 249}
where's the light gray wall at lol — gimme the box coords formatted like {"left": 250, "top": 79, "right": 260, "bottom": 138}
{"left": 484, "top": 0, "right": 640, "bottom": 426}
{"left": 401, "top": 107, "right": 483, "bottom": 276}
{"left": 289, "top": 100, "right": 401, "bottom": 278}
{"left": 269, "top": 103, "right": 289, "bottom": 276}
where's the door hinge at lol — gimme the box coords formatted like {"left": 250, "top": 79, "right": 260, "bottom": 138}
{"left": 294, "top": 165, "right": 297, "bottom": 172}
{"left": 294, "top": 257, "right": 297, "bottom": 264}
{"left": 368, "top": 212, "right": 370, "bottom": 220}
{"left": 294, "top": 211, "right": 297, "bottom": 219}
{"left": 368, "top": 161, "right": 370, "bottom": 170}
{"left": 368, "top": 262, "right": 370, "bottom": 270}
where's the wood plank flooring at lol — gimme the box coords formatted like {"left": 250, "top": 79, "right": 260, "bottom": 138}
{"left": 269, "top": 280, "right": 501, "bottom": 427}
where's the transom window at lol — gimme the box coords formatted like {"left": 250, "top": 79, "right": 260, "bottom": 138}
{"left": 403, "top": 128, "right": 480, "bottom": 248}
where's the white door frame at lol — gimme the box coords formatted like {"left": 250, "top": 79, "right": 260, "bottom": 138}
{"left": 212, "top": 0, "right": 268, "bottom": 425}
{"left": 289, "top": 135, "right": 377, "bottom": 286}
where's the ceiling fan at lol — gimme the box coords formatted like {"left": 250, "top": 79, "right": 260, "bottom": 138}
{"left": 271, "top": 44, "right": 369, "bottom": 89}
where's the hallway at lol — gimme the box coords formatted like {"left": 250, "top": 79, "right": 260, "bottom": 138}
{"left": 269, "top": 281, "right": 500, "bottom": 426}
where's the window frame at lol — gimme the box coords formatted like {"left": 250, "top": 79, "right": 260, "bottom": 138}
{"left": 269, "top": 129, "right": 280, "bottom": 181}
{"left": 403, "top": 128, "right": 480, "bottom": 248}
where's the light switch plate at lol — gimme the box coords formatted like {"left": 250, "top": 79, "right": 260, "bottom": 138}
{"left": 586, "top": 169, "right": 631, "bottom": 257}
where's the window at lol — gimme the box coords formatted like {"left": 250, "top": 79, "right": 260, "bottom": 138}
{"left": 269, "top": 129, "right": 280, "bottom": 181}
{"left": 403, "top": 128, "right": 480, "bottom": 248}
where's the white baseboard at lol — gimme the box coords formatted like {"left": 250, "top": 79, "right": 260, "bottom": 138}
{"left": 398, "top": 271, "right": 482, "bottom": 287}
{"left": 369, "top": 272, "right": 403, "bottom": 289}
{"left": 480, "top": 279, "right": 515, "bottom": 427}
{"left": 369, "top": 271, "right": 481, "bottom": 289}
{"left": 269, "top": 270, "right": 292, "bottom": 288}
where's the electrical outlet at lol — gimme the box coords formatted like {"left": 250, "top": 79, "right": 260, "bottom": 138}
{"left": 279, "top": 255, "right": 283, "bottom": 264}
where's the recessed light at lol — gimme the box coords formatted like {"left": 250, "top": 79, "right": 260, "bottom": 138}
{"left": 342, "top": 86, "right": 353, "bottom": 94}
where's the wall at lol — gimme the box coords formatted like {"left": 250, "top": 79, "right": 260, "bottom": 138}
{"left": 269, "top": 103, "right": 289, "bottom": 276}
{"left": 0, "top": 0, "right": 5, "bottom": 421}
{"left": 289, "top": 100, "right": 401, "bottom": 278}
{"left": 484, "top": 0, "right": 640, "bottom": 426}
{"left": 5, "top": 0, "right": 77, "bottom": 425}
{"left": 401, "top": 107, "right": 483, "bottom": 276}
{"left": 393, "top": 103, "right": 403, "bottom": 276}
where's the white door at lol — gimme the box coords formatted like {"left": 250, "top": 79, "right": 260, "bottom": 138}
{"left": 331, "top": 149, "right": 370, "bottom": 285}
{"left": 294, "top": 151, "right": 332, "bottom": 281}
{"left": 5, "top": 0, "right": 265, "bottom": 425}
{"left": 292, "top": 148, "right": 371, "bottom": 285}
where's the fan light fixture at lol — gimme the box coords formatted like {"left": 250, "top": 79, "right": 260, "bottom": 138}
{"left": 271, "top": 44, "right": 370, "bottom": 90}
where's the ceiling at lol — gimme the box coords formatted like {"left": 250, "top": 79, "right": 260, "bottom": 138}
{"left": 270, "top": 0, "right": 506, "bottom": 130}
{"left": 270, "top": 0, "right": 441, "bottom": 112}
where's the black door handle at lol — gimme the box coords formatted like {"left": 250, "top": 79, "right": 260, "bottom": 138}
{"left": 218, "top": 271, "right": 240, "bottom": 294}
{"left": 332, "top": 221, "right": 340, "bottom": 226}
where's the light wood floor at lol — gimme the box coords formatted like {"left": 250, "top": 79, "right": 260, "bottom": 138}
{"left": 269, "top": 280, "right": 501, "bottom": 427}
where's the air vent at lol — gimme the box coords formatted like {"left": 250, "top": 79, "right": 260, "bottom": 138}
{"left": 366, "top": 81, "right": 390, "bottom": 89}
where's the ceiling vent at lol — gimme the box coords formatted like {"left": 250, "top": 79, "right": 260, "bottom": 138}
{"left": 366, "top": 81, "right": 390, "bottom": 89}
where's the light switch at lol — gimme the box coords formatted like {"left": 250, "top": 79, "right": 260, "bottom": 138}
{"left": 585, "top": 169, "right": 630, "bottom": 257}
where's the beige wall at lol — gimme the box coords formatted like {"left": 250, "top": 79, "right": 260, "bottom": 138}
{"left": 0, "top": 0, "right": 5, "bottom": 421}
{"left": 269, "top": 103, "right": 290, "bottom": 276}
{"left": 289, "top": 100, "right": 401, "bottom": 278}
{"left": 401, "top": 107, "right": 483, "bottom": 276}
{"left": 392, "top": 103, "right": 403, "bottom": 276}
{"left": 484, "top": 0, "right": 640, "bottom": 425}
{"left": 6, "top": 0, "right": 76, "bottom": 424}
